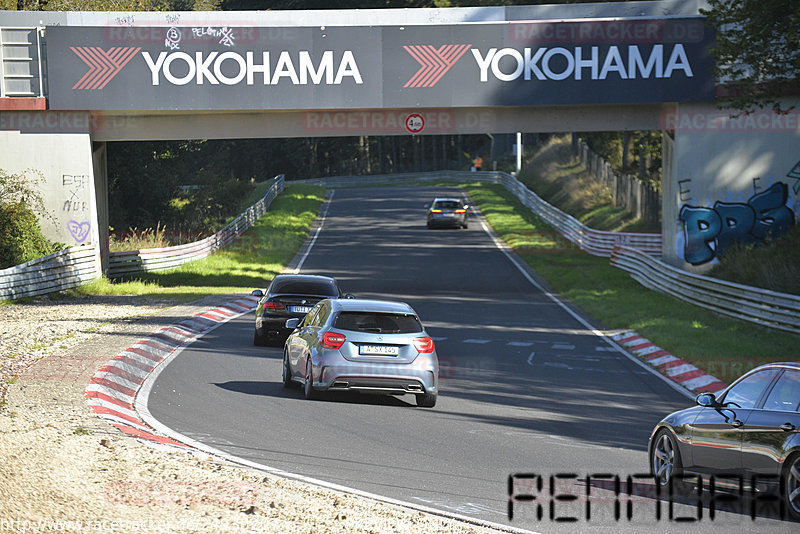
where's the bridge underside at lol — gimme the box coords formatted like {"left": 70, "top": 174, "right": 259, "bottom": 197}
{"left": 91, "top": 103, "right": 672, "bottom": 141}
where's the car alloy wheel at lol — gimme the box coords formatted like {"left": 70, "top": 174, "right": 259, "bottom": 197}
{"left": 651, "top": 430, "right": 682, "bottom": 488}
{"left": 784, "top": 453, "right": 800, "bottom": 520}
{"left": 304, "top": 358, "right": 320, "bottom": 400}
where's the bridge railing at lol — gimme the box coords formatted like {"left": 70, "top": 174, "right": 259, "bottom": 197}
{"left": 108, "top": 175, "right": 284, "bottom": 277}
{"left": 611, "top": 245, "right": 800, "bottom": 335}
{"left": 298, "top": 170, "right": 662, "bottom": 256}
{"left": 0, "top": 243, "right": 99, "bottom": 300}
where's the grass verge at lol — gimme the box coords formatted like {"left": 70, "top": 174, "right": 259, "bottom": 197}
{"left": 517, "top": 135, "right": 658, "bottom": 232}
{"left": 64, "top": 184, "right": 325, "bottom": 304}
{"left": 463, "top": 183, "right": 798, "bottom": 385}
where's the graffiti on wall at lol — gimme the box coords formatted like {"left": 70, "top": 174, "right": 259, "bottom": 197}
{"left": 67, "top": 220, "right": 91, "bottom": 243}
{"left": 789, "top": 160, "right": 800, "bottom": 194}
{"left": 679, "top": 181, "right": 795, "bottom": 265}
{"left": 61, "top": 174, "right": 91, "bottom": 244}
{"left": 62, "top": 174, "right": 89, "bottom": 214}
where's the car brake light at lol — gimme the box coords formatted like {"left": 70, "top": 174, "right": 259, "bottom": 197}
{"left": 430, "top": 209, "right": 442, "bottom": 213}
{"left": 413, "top": 336, "right": 435, "bottom": 353}
{"left": 321, "top": 332, "right": 346, "bottom": 349}
{"left": 263, "top": 301, "right": 285, "bottom": 311}
{"left": 455, "top": 209, "right": 466, "bottom": 213}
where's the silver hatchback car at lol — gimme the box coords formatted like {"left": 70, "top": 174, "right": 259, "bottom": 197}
{"left": 283, "top": 299, "right": 439, "bottom": 407}
{"left": 426, "top": 197, "right": 469, "bottom": 229}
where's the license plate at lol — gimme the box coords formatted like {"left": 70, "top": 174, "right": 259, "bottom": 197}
{"left": 290, "top": 306, "right": 312, "bottom": 314}
{"left": 359, "top": 345, "right": 399, "bottom": 356}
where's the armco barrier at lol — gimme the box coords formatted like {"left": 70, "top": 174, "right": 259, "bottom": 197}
{"left": 0, "top": 243, "right": 100, "bottom": 300}
{"left": 108, "top": 176, "right": 284, "bottom": 277}
{"left": 298, "top": 170, "right": 662, "bottom": 256}
{"left": 0, "top": 176, "right": 285, "bottom": 300}
{"left": 611, "top": 245, "right": 800, "bottom": 335}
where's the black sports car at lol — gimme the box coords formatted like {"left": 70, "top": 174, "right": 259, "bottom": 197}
{"left": 649, "top": 362, "right": 800, "bottom": 520}
{"left": 252, "top": 274, "right": 352, "bottom": 346}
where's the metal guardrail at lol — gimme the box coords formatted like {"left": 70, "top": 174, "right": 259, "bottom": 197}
{"left": 494, "top": 170, "right": 662, "bottom": 256}
{"left": 299, "top": 170, "right": 663, "bottom": 256}
{"left": 307, "top": 170, "right": 799, "bottom": 334}
{"left": 611, "top": 245, "right": 800, "bottom": 335}
{"left": 0, "top": 243, "right": 99, "bottom": 300}
{"left": 108, "top": 176, "right": 284, "bottom": 277}
{"left": 0, "top": 176, "right": 284, "bottom": 300}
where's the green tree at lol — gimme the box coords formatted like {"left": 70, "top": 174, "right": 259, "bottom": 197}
{"left": 0, "top": 169, "right": 62, "bottom": 269}
{"left": 701, "top": 0, "right": 800, "bottom": 114}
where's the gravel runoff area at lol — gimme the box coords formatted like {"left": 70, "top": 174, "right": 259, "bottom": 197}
{"left": 0, "top": 295, "right": 506, "bottom": 534}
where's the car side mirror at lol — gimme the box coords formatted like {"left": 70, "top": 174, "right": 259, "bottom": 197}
{"left": 463, "top": 204, "right": 469, "bottom": 210}
{"left": 344, "top": 293, "right": 356, "bottom": 299}
{"left": 251, "top": 289, "right": 264, "bottom": 298}
{"left": 285, "top": 318, "right": 300, "bottom": 330}
{"left": 696, "top": 393, "right": 719, "bottom": 407}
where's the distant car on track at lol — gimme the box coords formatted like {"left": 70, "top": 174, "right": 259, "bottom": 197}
{"left": 282, "top": 298, "right": 439, "bottom": 407}
{"left": 426, "top": 197, "right": 468, "bottom": 229}
{"left": 251, "top": 274, "right": 352, "bottom": 346}
{"left": 649, "top": 362, "right": 800, "bottom": 519}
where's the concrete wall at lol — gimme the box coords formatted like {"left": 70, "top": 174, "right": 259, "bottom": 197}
{"left": 663, "top": 100, "right": 800, "bottom": 271}
{"left": 0, "top": 111, "right": 100, "bottom": 249}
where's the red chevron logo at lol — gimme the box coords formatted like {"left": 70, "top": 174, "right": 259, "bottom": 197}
{"left": 403, "top": 44, "right": 472, "bottom": 88}
{"left": 70, "top": 46, "right": 141, "bottom": 90}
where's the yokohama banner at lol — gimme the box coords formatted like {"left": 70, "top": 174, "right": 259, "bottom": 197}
{"left": 46, "top": 18, "right": 714, "bottom": 111}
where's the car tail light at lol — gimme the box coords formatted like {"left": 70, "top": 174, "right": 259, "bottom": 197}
{"left": 321, "top": 332, "right": 346, "bottom": 349}
{"left": 263, "top": 301, "right": 285, "bottom": 311}
{"left": 455, "top": 209, "right": 466, "bottom": 213}
{"left": 413, "top": 336, "right": 435, "bottom": 353}
{"left": 429, "top": 209, "right": 442, "bottom": 213}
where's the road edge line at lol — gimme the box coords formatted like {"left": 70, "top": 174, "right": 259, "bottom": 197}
{"left": 470, "top": 200, "right": 707, "bottom": 400}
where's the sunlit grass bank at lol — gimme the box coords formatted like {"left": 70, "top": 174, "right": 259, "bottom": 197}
{"left": 66, "top": 184, "right": 325, "bottom": 304}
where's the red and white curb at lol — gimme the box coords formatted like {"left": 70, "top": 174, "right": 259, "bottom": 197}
{"left": 612, "top": 331, "right": 727, "bottom": 395}
{"left": 85, "top": 295, "right": 259, "bottom": 450}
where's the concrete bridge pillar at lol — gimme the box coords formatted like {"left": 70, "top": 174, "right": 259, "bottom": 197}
{"left": 662, "top": 100, "right": 800, "bottom": 271}
{"left": 0, "top": 110, "right": 103, "bottom": 269}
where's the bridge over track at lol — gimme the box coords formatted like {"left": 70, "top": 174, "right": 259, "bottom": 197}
{"left": 0, "top": 1, "right": 798, "bottom": 273}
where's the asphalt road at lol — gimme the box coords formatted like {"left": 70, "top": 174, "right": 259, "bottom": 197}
{"left": 147, "top": 186, "right": 796, "bottom": 533}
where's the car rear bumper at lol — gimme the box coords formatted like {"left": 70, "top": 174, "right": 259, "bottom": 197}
{"left": 316, "top": 363, "right": 438, "bottom": 395}
{"left": 427, "top": 215, "right": 466, "bottom": 227}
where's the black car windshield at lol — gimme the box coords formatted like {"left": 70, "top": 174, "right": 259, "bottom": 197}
{"left": 272, "top": 280, "right": 338, "bottom": 296}
{"left": 333, "top": 312, "right": 422, "bottom": 334}
{"left": 433, "top": 201, "right": 461, "bottom": 209}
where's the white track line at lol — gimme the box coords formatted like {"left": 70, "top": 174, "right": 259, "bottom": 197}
{"left": 474, "top": 212, "right": 694, "bottom": 400}
{"left": 293, "top": 190, "right": 335, "bottom": 274}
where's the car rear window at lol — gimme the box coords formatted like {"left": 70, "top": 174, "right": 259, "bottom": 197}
{"left": 271, "top": 280, "right": 338, "bottom": 296}
{"left": 433, "top": 201, "right": 461, "bottom": 209}
{"left": 333, "top": 312, "right": 423, "bottom": 334}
